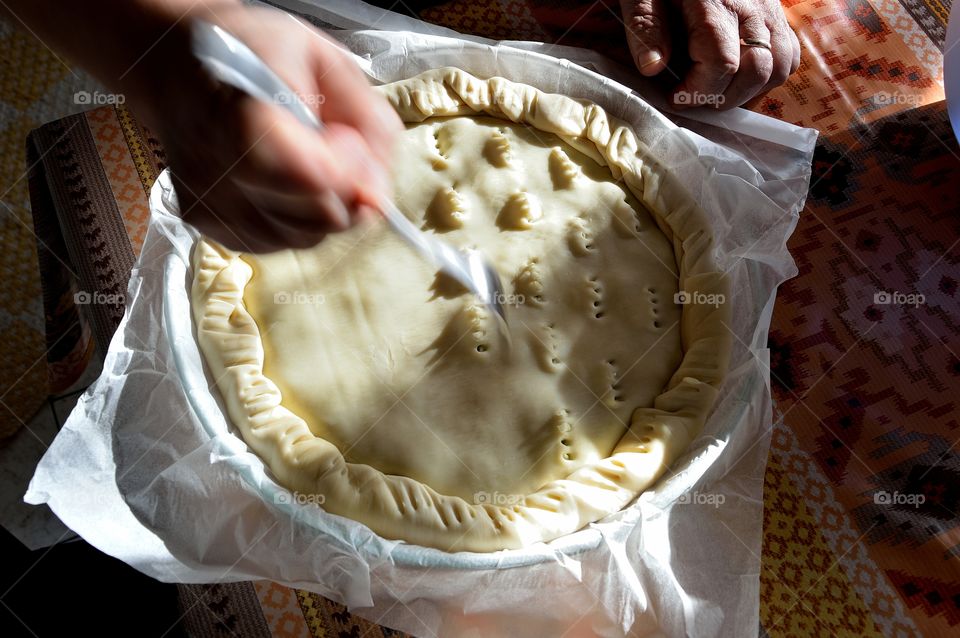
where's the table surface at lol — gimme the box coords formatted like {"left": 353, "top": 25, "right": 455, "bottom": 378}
{"left": 21, "top": 1, "right": 960, "bottom": 636}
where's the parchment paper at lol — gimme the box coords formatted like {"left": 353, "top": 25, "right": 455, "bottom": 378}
{"left": 26, "top": 8, "right": 815, "bottom": 637}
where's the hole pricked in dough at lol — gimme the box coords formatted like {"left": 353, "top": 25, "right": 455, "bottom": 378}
{"left": 585, "top": 274, "right": 604, "bottom": 319}
{"left": 549, "top": 146, "right": 580, "bottom": 190}
{"left": 548, "top": 409, "right": 575, "bottom": 457}
{"left": 424, "top": 186, "right": 468, "bottom": 231}
{"left": 611, "top": 199, "right": 645, "bottom": 238}
{"left": 602, "top": 359, "right": 625, "bottom": 407}
{"left": 513, "top": 258, "right": 545, "bottom": 306}
{"left": 483, "top": 130, "right": 512, "bottom": 168}
{"left": 424, "top": 301, "right": 490, "bottom": 363}
{"left": 496, "top": 192, "right": 543, "bottom": 231}
{"left": 549, "top": 408, "right": 574, "bottom": 438}
{"left": 462, "top": 303, "right": 491, "bottom": 355}
{"left": 534, "top": 322, "right": 563, "bottom": 373}
{"left": 566, "top": 216, "right": 596, "bottom": 257}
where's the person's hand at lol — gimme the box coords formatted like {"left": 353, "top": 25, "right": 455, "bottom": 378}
{"left": 620, "top": 0, "right": 800, "bottom": 109}
{"left": 134, "top": 4, "right": 403, "bottom": 252}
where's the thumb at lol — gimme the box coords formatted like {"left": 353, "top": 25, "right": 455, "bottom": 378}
{"left": 620, "top": 0, "right": 672, "bottom": 76}
{"left": 320, "top": 122, "right": 391, "bottom": 211}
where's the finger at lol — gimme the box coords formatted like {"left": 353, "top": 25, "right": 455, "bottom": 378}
{"left": 305, "top": 29, "right": 403, "bottom": 167}
{"left": 320, "top": 122, "right": 392, "bottom": 210}
{"left": 620, "top": 0, "right": 673, "bottom": 76}
{"left": 673, "top": 1, "right": 741, "bottom": 108}
{"left": 788, "top": 27, "right": 801, "bottom": 75}
{"left": 721, "top": 18, "right": 773, "bottom": 108}
{"left": 758, "top": 25, "right": 795, "bottom": 95}
{"left": 247, "top": 200, "right": 331, "bottom": 251}
{"left": 225, "top": 96, "right": 389, "bottom": 213}
{"left": 234, "top": 179, "right": 355, "bottom": 234}
{"left": 176, "top": 169, "right": 311, "bottom": 253}
{"left": 181, "top": 189, "right": 289, "bottom": 253}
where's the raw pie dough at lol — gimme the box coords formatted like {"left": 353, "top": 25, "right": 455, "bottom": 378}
{"left": 191, "top": 68, "right": 731, "bottom": 552}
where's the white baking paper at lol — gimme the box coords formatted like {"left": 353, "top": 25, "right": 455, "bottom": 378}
{"left": 26, "top": 8, "right": 815, "bottom": 637}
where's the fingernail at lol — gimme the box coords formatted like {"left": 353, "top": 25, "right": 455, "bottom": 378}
{"left": 637, "top": 49, "right": 662, "bottom": 71}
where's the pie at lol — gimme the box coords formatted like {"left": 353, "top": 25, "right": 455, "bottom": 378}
{"left": 191, "top": 68, "right": 731, "bottom": 552}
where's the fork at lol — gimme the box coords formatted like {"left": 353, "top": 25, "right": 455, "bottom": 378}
{"left": 190, "top": 20, "right": 510, "bottom": 338}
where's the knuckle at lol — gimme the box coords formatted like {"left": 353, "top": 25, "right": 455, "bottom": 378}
{"left": 752, "top": 52, "right": 775, "bottom": 80}
{"left": 716, "top": 55, "right": 740, "bottom": 76}
{"left": 627, "top": 13, "right": 665, "bottom": 36}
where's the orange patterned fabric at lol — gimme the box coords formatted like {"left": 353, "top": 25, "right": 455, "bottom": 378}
{"left": 253, "top": 581, "right": 312, "bottom": 638}
{"left": 86, "top": 108, "right": 152, "bottom": 253}
{"left": 23, "top": 0, "right": 957, "bottom": 636}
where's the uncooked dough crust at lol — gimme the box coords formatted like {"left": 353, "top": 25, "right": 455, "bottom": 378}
{"left": 191, "top": 68, "right": 731, "bottom": 552}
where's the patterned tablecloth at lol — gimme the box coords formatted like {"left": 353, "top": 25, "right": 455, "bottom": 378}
{"left": 23, "top": 0, "right": 959, "bottom": 636}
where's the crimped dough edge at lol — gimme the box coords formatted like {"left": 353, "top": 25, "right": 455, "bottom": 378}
{"left": 190, "top": 67, "right": 732, "bottom": 552}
